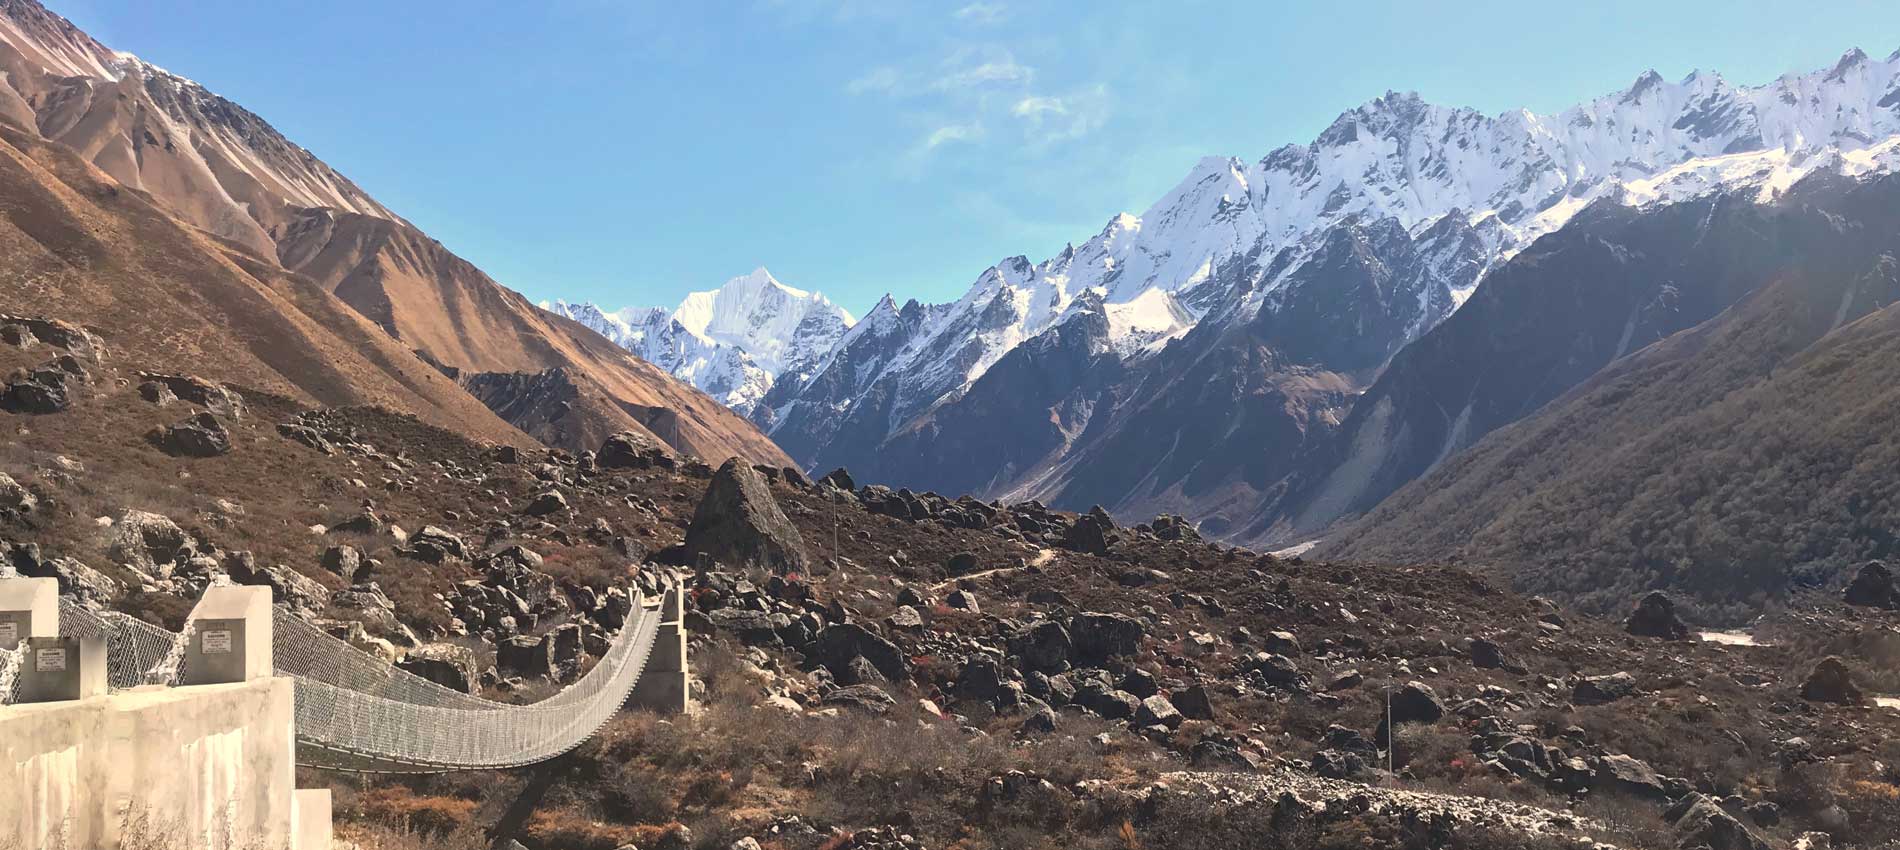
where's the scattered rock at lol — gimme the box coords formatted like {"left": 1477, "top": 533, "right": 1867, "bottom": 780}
{"left": 277, "top": 423, "right": 336, "bottom": 455}
{"left": 822, "top": 683, "right": 895, "bottom": 714}
{"left": 523, "top": 490, "right": 569, "bottom": 516}
{"left": 1062, "top": 507, "right": 1119, "bottom": 555}
{"left": 1573, "top": 672, "right": 1638, "bottom": 705}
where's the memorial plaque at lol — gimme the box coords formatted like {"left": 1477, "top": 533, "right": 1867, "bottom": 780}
{"left": 34, "top": 646, "right": 66, "bottom": 672}
{"left": 201, "top": 630, "right": 233, "bottom": 654}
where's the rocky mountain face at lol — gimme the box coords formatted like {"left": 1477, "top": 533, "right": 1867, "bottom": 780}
{"left": 1318, "top": 169, "right": 1900, "bottom": 618}
{"left": 546, "top": 268, "right": 853, "bottom": 417}
{"left": 743, "top": 49, "right": 1900, "bottom": 538}
{"left": 0, "top": 0, "right": 789, "bottom": 466}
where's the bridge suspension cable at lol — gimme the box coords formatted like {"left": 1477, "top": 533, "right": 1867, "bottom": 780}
{"left": 41, "top": 590, "right": 663, "bottom": 773}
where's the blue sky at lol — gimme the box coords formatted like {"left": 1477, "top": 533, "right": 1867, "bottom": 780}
{"left": 56, "top": 0, "right": 1900, "bottom": 316}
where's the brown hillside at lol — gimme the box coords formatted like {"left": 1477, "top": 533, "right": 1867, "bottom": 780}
{"left": 0, "top": 0, "right": 790, "bottom": 466}
{"left": 276, "top": 209, "right": 791, "bottom": 464}
{"left": 0, "top": 120, "right": 528, "bottom": 445}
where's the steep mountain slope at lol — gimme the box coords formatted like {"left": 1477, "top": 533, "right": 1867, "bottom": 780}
{"left": 0, "top": 119, "right": 526, "bottom": 444}
{"left": 547, "top": 268, "right": 853, "bottom": 416}
{"left": 0, "top": 0, "right": 789, "bottom": 465}
{"left": 760, "top": 49, "right": 1900, "bottom": 514}
{"left": 272, "top": 210, "right": 790, "bottom": 462}
{"left": 1318, "top": 170, "right": 1900, "bottom": 619}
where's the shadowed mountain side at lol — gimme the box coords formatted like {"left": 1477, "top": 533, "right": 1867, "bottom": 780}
{"left": 1321, "top": 172, "right": 1900, "bottom": 620}
{"left": 1249, "top": 187, "right": 1862, "bottom": 547}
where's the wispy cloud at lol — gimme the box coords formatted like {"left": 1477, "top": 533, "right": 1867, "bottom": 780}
{"left": 1012, "top": 85, "right": 1112, "bottom": 145}
{"left": 846, "top": 66, "right": 901, "bottom": 95}
{"left": 932, "top": 57, "right": 1033, "bottom": 91}
{"left": 953, "top": 2, "right": 1008, "bottom": 25}
{"left": 924, "top": 123, "right": 984, "bottom": 149}
{"left": 848, "top": 38, "right": 1110, "bottom": 166}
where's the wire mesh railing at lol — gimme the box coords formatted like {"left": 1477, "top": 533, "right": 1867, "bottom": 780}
{"left": 16, "top": 589, "right": 663, "bottom": 773}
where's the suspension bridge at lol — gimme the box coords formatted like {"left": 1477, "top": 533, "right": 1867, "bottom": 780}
{"left": 0, "top": 574, "right": 689, "bottom": 769}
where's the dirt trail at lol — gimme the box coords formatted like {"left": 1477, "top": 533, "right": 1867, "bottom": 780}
{"left": 934, "top": 548, "right": 1056, "bottom": 591}
{"left": 1162, "top": 770, "right": 1612, "bottom": 845}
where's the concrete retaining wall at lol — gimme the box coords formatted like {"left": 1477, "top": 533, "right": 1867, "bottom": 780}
{"left": 0, "top": 678, "right": 298, "bottom": 849}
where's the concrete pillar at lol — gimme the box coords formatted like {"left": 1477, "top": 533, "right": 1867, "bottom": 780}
{"left": 14, "top": 636, "right": 106, "bottom": 702}
{"left": 628, "top": 584, "right": 693, "bottom": 714}
{"left": 293, "top": 788, "right": 332, "bottom": 850}
{"left": 181, "top": 585, "right": 273, "bottom": 685}
{"left": 0, "top": 576, "right": 57, "bottom": 650}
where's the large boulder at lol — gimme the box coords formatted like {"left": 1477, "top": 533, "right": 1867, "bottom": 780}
{"left": 2, "top": 358, "right": 86, "bottom": 413}
{"left": 822, "top": 683, "right": 895, "bottom": 715}
{"left": 809, "top": 623, "right": 908, "bottom": 682}
{"left": 1136, "top": 695, "right": 1183, "bottom": 729}
{"left": 153, "top": 412, "right": 233, "bottom": 457}
{"left": 1800, "top": 656, "right": 1864, "bottom": 705}
{"left": 1068, "top": 612, "right": 1143, "bottom": 663}
{"left": 1843, "top": 560, "right": 1897, "bottom": 609}
{"left": 398, "top": 644, "right": 482, "bottom": 693}
{"left": 223, "top": 552, "right": 325, "bottom": 614}
{"left": 1625, "top": 591, "right": 1690, "bottom": 640}
{"left": 497, "top": 635, "right": 554, "bottom": 679}
{"left": 1666, "top": 793, "right": 1771, "bottom": 850}
{"left": 1594, "top": 753, "right": 1669, "bottom": 801}
{"left": 109, "top": 510, "right": 194, "bottom": 576}
{"left": 4, "top": 542, "right": 119, "bottom": 604}
{"left": 402, "top": 526, "right": 470, "bottom": 564}
{"left": 1149, "top": 514, "right": 1201, "bottom": 543}
{"left": 1573, "top": 672, "right": 1639, "bottom": 705}
{"left": 139, "top": 374, "right": 245, "bottom": 419}
{"left": 320, "top": 545, "right": 366, "bottom": 584}
{"left": 1008, "top": 620, "right": 1073, "bottom": 673}
{"left": 597, "top": 431, "right": 671, "bottom": 470}
{"left": 1388, "top": 681, "right": 1445, "bottom": 724}
{"left": 1062, "top": 508, "right": 1119, "bottom": 555}
{"left": 0, "top": 472, "right": 35, "bottom": 514}
{"left": 681, "top": 458, "right": 809, "bottom": 573}
{"left": 523, "top": 490, "right": 569, "bottom": 516}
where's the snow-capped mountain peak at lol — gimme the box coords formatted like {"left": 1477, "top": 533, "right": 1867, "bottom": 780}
{"left": 754, "top": 49, "right": 1900, "bottom": 476}
{"left": 546, "top": 268, "right": 854, "bottom": 415}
